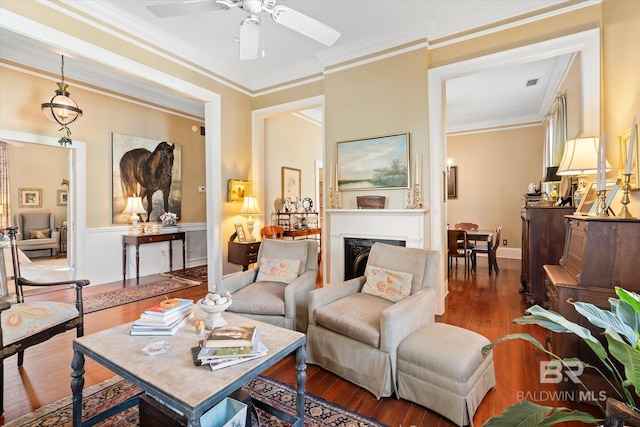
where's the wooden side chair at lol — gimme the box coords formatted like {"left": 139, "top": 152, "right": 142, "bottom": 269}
{"left": 447, "top": 229, "right": 472, "bottom": 275}
{"left": 0, "top": 227, "right": 89, "bottom": 414}
{"left": 454, "top": 222, "right": 479, "bottom": 248}
{"left": 472, "top": 225, "right": 502, "bottom": 276}
{"left": 260, "top": 226, "right": 285, "bottom": 240}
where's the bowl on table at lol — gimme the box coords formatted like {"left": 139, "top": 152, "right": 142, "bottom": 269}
{"left": 197, "top": 298, "right": 232, "bottom": 329}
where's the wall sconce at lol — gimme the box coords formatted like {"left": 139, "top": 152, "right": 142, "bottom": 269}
{"left": 41, "top": 55, "right": 83, "bottom": 147}
{"left": 239, "top": 196, "right": 263, "bottom": 242}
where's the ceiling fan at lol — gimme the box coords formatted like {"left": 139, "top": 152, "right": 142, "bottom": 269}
{"left": 147, "top": 0, "right": 341, "bottom": 60}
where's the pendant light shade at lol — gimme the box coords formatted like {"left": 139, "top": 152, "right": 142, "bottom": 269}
{"left": 41, "top": 55, "right": 83, "bottom": 146}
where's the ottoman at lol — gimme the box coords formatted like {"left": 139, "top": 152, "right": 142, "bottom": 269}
{"left": 397, "top": 323, "right": 495, "bottom": 426}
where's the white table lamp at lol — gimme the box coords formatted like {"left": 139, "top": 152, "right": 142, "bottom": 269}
{"left": 239, "top": 196, "right": 263, "bottom": 242}
{"left": 122, "top": 196, "right": 146, "bottom": 230}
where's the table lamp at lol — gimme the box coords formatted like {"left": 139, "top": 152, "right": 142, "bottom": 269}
{"left": 239, "top": 196, "right": 263, "bottom": 242}
{"left": 557, "top": 136, "right": 610, "bottom": 207}
{"left": 122, "top": 196, "right": 146, "bottom": 232}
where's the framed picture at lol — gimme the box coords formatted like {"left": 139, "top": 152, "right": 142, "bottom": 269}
{"left": 447, "top": 166, "right": 458, "bottom": 199}
{"left": 234, "top": 224, "right": 247, "bottom": 242}
{"left": 576, "top": 182, "right": 597, "bottom": 215}
{"left": 19, "top": 188, "right": 42, "bottom": 208}
{"left": 337, "top": 132, "right": 409, "bottom": 191}
{"left": 57, "top": 189, "right": 68, "bottom": 206}
{"left": 227, "top": 179, "right": 251, "bottom": 202}
{"left": 282, "top": 166, "right": 301, "bottom": 200}
{"left": 619, "top": 123, "right": 639, "bottom": 188}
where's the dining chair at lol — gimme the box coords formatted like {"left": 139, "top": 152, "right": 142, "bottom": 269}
{"left": 447, "top": 229, "right": 472, "bottom": 275}
{"left": 260, "top": 226, "right": 285, "bottom": 240}
{"left": 472, "top": 225, "right": 502, "bottom": 276}
{"left": 454, "top": 223, "right": 478, "bottom": 249}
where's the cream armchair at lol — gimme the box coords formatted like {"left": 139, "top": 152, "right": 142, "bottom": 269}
{"left": 306, "top": 243, "right": 440, "bottom": 399}
{"left": 14, "top": 213, "right": 60, "bottom": 257}
{"left": 218, "top": 239, "right": 318, "bottom": 332}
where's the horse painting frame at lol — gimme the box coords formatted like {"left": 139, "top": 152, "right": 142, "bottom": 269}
{"left": 112, "top": 133, "right": 182, "bottom": 224}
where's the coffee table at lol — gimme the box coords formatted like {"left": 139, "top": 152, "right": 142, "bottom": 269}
{"left": 71, "top": 312, "right": 306, "bottom": 426}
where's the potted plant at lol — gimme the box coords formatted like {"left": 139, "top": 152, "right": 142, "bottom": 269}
{"left": 482, "top": 286, "right": 640, "bottom": 426}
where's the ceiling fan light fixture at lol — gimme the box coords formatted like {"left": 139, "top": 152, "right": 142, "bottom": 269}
{"left": 239, "top": 15, "right": 260, "bottom": 60}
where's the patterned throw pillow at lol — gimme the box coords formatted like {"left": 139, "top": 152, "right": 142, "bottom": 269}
{"left": 256, "top": 257, "right": 302, "bottom": 284}
{"left": 361, "top": 264, "right": 413, "bottom": 303}
{"left": 29, "top": 228, "right": 51, "bottom": 239}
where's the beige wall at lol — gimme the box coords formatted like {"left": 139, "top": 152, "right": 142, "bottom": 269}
{"left": 7, "top": 143, "right": 68, "bottom": 228}
{"left": 263, "top": 113, "right": 322, "bottom": 224}
{"left": 448, "top": 126, "right": 545, "bottom": 248}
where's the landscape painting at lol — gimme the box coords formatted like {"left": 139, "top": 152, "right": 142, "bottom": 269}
{"left": 337, "top": 133, "right": 410, "bottom": 191}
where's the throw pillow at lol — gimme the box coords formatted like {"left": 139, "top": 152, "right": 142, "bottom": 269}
{"left": 361, "top": 264, "right": 413, "bottom": 303}
{"left": 29, "top": 228, "right": 51, "bottom": 239}
{"left": 256, "top": 257, "right": 301, "bottom": 284}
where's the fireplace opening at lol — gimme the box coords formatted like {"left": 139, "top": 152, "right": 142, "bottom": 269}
{"left": 344, "top": 238, "right": 405, "bottom": 280}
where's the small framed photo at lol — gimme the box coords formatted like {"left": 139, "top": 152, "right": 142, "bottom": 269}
{"left": 282, "top": 166, "right": 301, "bottom": 200}
{"left": 57, "top": 189, "right": 68, "bottom": 206}
{"left": 576, "top": 182, "right": 597, "bottom": 215}
{"left": 234, "top": 224, "right": 247, "bottom": 242}
{"left": 19, "top": 188, "right": 42, "bottom": 208}
{"left": 227, "top": 179, "right": 251, "bottom": 202}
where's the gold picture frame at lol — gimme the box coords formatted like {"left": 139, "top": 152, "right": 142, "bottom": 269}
{"left": 227, "top": 179, "right": 251, "bottom": 202}
{"left": 619, "top": 123, "right": 639, "bottom": 188}
{"left": 57, "top": 189, "right": 68, "bottom": 206}
{"left": 19, "top": 188, "right": 42, "bottom": 208}
{"left": 234, "top": 224, "right": 247, "bottom": 242}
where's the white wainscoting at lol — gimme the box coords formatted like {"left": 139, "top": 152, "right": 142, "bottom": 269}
{"left": 80, "top": 222, "right": 206, "bottom": 286}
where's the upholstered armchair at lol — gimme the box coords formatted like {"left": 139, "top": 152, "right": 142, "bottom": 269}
{"left": 0, "top": 227, "right": 88, "bottom": 414}
{"left": 306, "top": 243, "right": 440, "bottom": 399}
{"left": 217, "top": 239, "right": 318, "bottom": 332}
{"left": 14, "top": 213, "right": 60, "bottom": 256}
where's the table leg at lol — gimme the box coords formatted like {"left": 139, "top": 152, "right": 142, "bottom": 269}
{"left": 71, "top": 349, "right": 85, "bottom": 427}
{"left": 169, "top": 241, "right": 173, "bottom": 273}
{"left": 182, "top": 237, "right": 186, "bottom": 273}
{"left": 295, "top": 344, "right": 306, "bottom": 421}
{"left": 122, "top": 239, "right": 127, "bottom": 282}
{"left": 488, "top": 237, "right": 494, "bottom": 276}
{"left": 135, "top": 244, "right": 140, "bottom": 283}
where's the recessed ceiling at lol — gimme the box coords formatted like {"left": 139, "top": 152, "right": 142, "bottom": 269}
{"left": 0, "top": 0, "right": 581, "bottom": 130}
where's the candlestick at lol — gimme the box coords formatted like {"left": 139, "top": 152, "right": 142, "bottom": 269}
{"left": 595, "top": 189, "right": 608, "bottom": 217}
{"left": 329, "top": 187, "right": 334, "bottom": 209}
{"left": 406, "top": 186, "right": 413, "bottom": 209}
{"left": 414, "top": 183, "right": 422, "bottom": 208}
{"left": 618, "top": 173, "right": 635, "bottom": 219}
{"left": 625, "top": 116, "right": 636, "bottom": 175}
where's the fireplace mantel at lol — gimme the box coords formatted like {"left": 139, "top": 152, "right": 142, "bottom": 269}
{"left": 326, "top": 209, "right": 428, "bottom": 285}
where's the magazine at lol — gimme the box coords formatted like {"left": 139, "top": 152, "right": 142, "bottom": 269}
{"left": 204, "top": 325, "right": 257, "bottom": 348}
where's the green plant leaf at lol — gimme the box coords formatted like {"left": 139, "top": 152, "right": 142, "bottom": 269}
{"left": 572, "top": 301, "right": 637, "bottom": 348}
{"left": 616, "top": 287, "right": 640, "bottom": 314}
{"left": 614, "top": 299, "right": 640, "bottom": 340}
{"left": 482, "top": 401, "right": 601, "bottom": 427}
{"left": 482, "top": 333, "right": 547, "bottom": 357}
{"left": 606, "top": 327, "right": 640, "bottom": 402}
{"left": 515, "top": 305, "right": 607, "bottom": 361}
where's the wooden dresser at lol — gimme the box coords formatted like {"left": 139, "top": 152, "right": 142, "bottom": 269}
{"left": 520, "top": 206, "right": 575, "bottom": 305}
{"left": 543, "top": 215, "right": 640, "bottom": 400}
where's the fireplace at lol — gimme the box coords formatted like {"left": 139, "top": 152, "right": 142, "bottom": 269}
{"left": 344, "top": 238, "right": 405, "bottom": 280}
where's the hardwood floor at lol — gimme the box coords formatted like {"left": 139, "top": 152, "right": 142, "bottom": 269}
{"left": 1, "top": 258, "right": 596, "bottom": 426}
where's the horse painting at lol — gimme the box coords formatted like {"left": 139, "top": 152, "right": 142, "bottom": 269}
{"left": 119, "top": 141, "right": 175, "bottom": 221}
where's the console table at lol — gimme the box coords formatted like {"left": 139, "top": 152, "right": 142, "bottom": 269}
{"left": 122, "top": 231, "right": 186, "bottom": 283}
{"left": 284, "top": 227, "right": 322, "bottom": 263}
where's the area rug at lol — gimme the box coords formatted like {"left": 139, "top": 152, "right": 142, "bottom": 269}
{"left": 165, "top": 264, "right": 208, "bottom": 282}
{"left": 80, "top": 277, "right": 202, "bottom": 314}
{"left": 6, "top": 375, "right": 388, "bottom": 427}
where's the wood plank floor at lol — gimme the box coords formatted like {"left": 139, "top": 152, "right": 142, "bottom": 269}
{"left": 1, "top": 258, "right": 597, "bottom": 426}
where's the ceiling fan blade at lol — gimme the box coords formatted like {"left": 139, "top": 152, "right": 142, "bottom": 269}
{"left": 147, "top": 0, "right": 226, "bottom": 18}
{"left": 239, "top": 17, "right": 260, "bottom": 60}
{"left": 271, "top": 5, "right": 340, "bottom": 47}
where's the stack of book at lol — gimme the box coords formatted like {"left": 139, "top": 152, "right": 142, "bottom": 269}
{"left": 130, "top": 298, "right": 194, "bottom": 336}
{"left": 196, "top": 325, "right": 267, "bottom": 371}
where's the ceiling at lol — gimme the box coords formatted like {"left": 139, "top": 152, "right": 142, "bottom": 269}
{"left": 0, "top": 0, "right": 580, "bottom": 131}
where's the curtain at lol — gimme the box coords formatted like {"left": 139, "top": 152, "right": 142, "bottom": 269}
{"left": 0, "top": 142, "right": 9, "bottom": 228}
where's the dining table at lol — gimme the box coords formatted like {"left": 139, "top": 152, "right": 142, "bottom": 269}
{"left": 465, "top": 229, "right": 496, "bottom": 275}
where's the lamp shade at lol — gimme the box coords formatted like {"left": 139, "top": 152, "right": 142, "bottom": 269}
{"left": 557, "top": 137, "right": 611, "bottom": 176}
{"left": 542, "top": 166, "right": 562, "bottom": 183}
{"left": 239, "top": 196, "right": 263, "bottom": 216}
{"left": 41, "top": 83, "right": 83, "bottom": 126}
{"left": 122, "top": 197, "right": 146, "bottom": 214}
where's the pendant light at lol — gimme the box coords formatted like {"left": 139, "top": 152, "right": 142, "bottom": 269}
{"left": 41, "top": 55, "right": 83, "bottom": 146}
